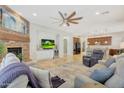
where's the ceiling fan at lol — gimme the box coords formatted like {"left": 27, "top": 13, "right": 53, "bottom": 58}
{"left": 51, "top": 11, "right": 83, "bottom": 26}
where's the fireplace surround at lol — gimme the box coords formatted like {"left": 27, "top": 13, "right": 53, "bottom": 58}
{"left": 0, "top": 39, "right": 30, "bottom": 62}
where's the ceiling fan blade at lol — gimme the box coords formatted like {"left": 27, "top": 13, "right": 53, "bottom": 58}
{"left": 69, "top": 21, "right": 79, "bottom": 24}
{"left": 67, "top": 11, "right": 76, "bottom": 20}
{"left": 58, "top": 11, "right": 65, "bottom": 20}
{"left": 69, "top": 17, "right": 83, "bottom": 21}
{"left": 66, "top": 22, "right": 70, "bottom": 26}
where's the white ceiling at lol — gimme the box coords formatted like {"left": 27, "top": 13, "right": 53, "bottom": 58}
{"left": 10, "top": 5, "right": 124, "bottom": 36}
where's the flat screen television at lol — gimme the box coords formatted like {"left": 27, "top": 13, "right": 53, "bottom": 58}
{"left": 41, "top": 39, "right": 55, "bottom": 49}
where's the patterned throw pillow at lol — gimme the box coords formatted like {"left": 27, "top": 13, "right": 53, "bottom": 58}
{"left": 104, "top": 58, "right": 116, "bottom": 67}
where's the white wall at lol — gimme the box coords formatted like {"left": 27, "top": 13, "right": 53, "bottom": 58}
{"left": 110, "top": 32, "right": 124, "bottom": 48}
{"left": 30, "top": 24, "right": 55, "bottom": 61}
{"left": 30, "top": 23, "right": 73, "bottom": 61}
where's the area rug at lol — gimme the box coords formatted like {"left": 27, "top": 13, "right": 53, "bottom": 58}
{"left": 32, "top": 62, "right": 91, "bottom": 88}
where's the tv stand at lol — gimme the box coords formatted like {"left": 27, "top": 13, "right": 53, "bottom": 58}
{"left": 35, "top": 49, "right": 54, "bottom": 60}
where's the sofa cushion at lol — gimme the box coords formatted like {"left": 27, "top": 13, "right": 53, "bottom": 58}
{"left": 105, "top": 74, "right": 124, "bottom": 88}
{"left": 90, "top": 67, "right": 114, "bottom": 84}
{"left": 30, "top": 67, "right": 52, "bottom": 88}
{"left": 104, "top": 58, "right": 116, "bottom": 67}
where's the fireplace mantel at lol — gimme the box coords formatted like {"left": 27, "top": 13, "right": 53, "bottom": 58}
{"left": 0, "top": 28, "right": 30, "bottom": 42}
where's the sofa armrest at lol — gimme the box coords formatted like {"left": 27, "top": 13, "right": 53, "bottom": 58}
{"left": 74, "top": 75, "right": 106, "bottom": 88}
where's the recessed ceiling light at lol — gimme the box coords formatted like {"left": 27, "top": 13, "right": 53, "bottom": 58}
{"left": 95, "top": 12, "right": 100, "bottom": 15}
{"left": 95, "top": 11, "right": 109, "bottom": 15}
{"left": 32, "top": 13, "right": 37, "bottom": 16}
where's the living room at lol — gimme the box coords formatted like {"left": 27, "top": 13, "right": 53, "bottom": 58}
{"left": 1, "top": 2, "right": 124, "bottom": 90}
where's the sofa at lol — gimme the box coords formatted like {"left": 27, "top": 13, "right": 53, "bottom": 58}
{"left": 0, "top": 53, "right": 52, "bottom": 88}
{"left": 75, "top": 53, "right": 124, "bottom": 88}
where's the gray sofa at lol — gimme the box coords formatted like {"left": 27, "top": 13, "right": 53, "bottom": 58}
{"left": 74, "top": 53, "right": 124, "bottom": 88}
{"left": 0, "top": 53, "right": 52, "bottom": 88}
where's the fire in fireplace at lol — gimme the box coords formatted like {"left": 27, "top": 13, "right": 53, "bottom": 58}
{"left": 7, "top": 47, "right": 22, "bottom": 61}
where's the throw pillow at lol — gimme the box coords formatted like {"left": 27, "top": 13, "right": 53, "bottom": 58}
{"left": 30, "top": 67, "right": 52, "bottom": 88}
{"left": 90, "top": 68, "right": 114, "bottom": 84}
{"left": 104, "top": 58, "right": 116, "bottom": 67}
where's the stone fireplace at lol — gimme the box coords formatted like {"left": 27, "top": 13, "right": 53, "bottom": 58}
{"left": 0, "top": 28, "right": 30, "bottom": 62}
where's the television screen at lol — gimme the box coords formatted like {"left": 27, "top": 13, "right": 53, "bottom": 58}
{"left": 41, "top": 39, "right": 55, "bottom": 49}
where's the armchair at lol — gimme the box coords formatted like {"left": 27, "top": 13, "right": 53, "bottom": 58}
{"left": 83, "top": 49, "right": 104, "bottom": 67}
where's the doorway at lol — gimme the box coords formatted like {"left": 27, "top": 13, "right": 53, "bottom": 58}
{"left": 73, "top": 37, "right": 81, "bottom": 54}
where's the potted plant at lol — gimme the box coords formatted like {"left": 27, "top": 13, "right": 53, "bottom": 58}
{"left": 16, "top": 53, "right": 23, "bottom": 62}
{"left": 0, "top": 41, "right": 6, "bottom": 59}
